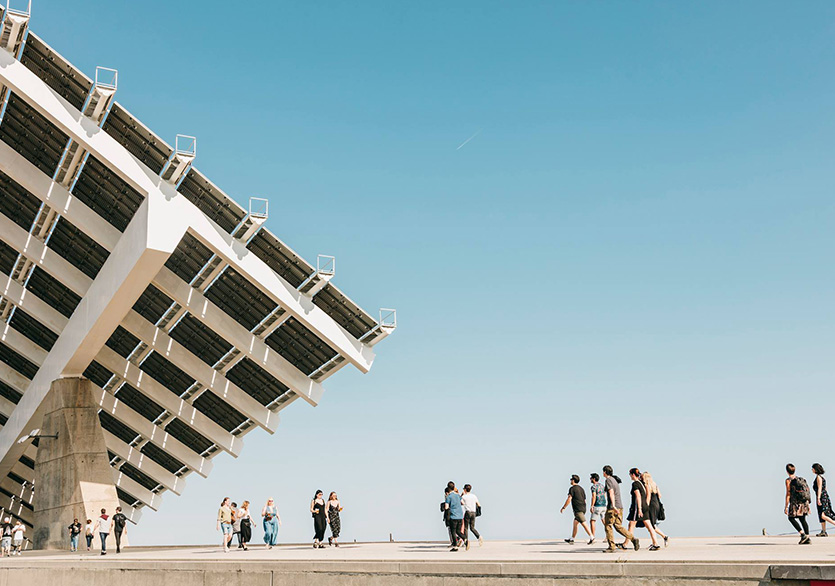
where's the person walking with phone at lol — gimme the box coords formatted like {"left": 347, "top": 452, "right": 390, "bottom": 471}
{"left": 602, "top": 466, "right": 638, "bottom": 552}
{"left": 461, "top": 484, "right": 483, "bottom": 546}
{"left": 262, "top": 497, "right": 281, "bottom": 549}
{"left": 785, "top": 463, "right": 812, "bottom": 544}
{"left": 311, "top": 490, "right": 328, "bottom": 548}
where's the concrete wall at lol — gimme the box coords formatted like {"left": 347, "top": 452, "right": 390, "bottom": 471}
{"left": 0, "top": 560, "right": 787, "bottom": 586}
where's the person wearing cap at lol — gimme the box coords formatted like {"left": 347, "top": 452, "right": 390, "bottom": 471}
{"left": 561, "top": 474, "right": 594, "bottom": 545}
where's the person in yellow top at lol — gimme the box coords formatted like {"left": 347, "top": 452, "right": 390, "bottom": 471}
{"left": 216, "top": 497, "right": 234, "bottom": 552}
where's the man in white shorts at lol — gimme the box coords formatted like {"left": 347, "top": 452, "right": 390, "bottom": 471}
{"left": 588, "top": 473, "right": 608, "bottom": 539}
{"left": 11, "top": 520, "right": 25, "bottom": 555}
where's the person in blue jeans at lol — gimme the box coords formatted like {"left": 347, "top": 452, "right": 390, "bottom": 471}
{"left": 261, "top": 497, "right": 281, "bottom": 549}
{"left": 93, "top": 509, "right": 112, "bottom": 555}
{"left": 444, "top": 481, "right": 468, "bottom": 551}
{"left": 67, "top": 518, "right": 82, "bottom": 552}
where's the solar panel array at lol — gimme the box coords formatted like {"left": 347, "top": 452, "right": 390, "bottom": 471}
{"left": 0, "top": 13, "right": 393, "bottom": 527}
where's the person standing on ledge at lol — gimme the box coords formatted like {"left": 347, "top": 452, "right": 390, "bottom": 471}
{"left": 67, "top": 518, "right": 82, "bottom": 552}
{"left": 93, "top": 509, "right": 111, "bottom": 555}
{"left": 602, "top": 466, "right": 637, "bottom": 552}
{"left": 588, "top": 474, "right": 607, "bottom": 541}
{"left": 112, "top": 507, "right": 127, "bottom": 553}
{"left": 812, "top": 463, "right": 835, "bottom": 537}
{"left": 327, "top": 492, "right": 342, "bottom": 547}
{"left": 461, "top": 484, "right": 483, "bottom": 546}
{"left": 261, "top": 497, "right": 281, "bottom": 549}
{"left": 1, "top": 517, "right": 13, "bottom": 556}
{"left": 561, "top": 475, "right": 593, "bottom": 544}
{"left": 217, "top": 497, "right": 234, "bottom": 552}
{"left": 311, "top": 490, "right": 328, "bottom": 549}
{"left": 785, "top": 463, "right": 812, "bottom": 544}
{"left": 444, "top": 482, "right": 468, "bottom": 551}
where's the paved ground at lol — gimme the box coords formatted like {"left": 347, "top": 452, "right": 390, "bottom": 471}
{"left": 12, "top": 535, "right": 835, "bottom": 564}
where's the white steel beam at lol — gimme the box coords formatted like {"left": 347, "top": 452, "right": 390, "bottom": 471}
{"left": 102, "top": 430, "right": 184, "bottom": 495}
{"left": 93, "top": 385, "right": 211, "bottom": 477}
{"left": 0, "top": 273, "right": 68, "bottom": 338}
{"left": 119, "top": 500, "right": 142, "bottom": 524}
{"left": 0, "top": 50, "right": 376, "bottom": 373}
{"left": 120, "top": 311, "right": 278, "bottom": 433}
{"left": 111, "top": 466, "right": 160, "bottom": 511}
{"left": 0, "top": 474, "right": 32, "bottom": 504}
{"left": 154, "top": 269, "right": 323, "bottom": 406}
{"left": 95, "top": 346, "right": 241, "bottom": 457}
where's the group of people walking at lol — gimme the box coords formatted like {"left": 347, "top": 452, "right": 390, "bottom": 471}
{"left": 784, "top": 462, "right": 835, "bottom": 544}
{"left": 442, "top": 482, "right": 483, "bottom": 551}
{"left": 215, "top": 492, "right": 342, "bottom": 551}
{"left": 66, "top": 507, "right": 128, "bottom": 555}
{"left": 559, "top": 466, "right": 669, "bottom": 552}
{"left": 0, "top": 517, "right": 26, "bottom": 556}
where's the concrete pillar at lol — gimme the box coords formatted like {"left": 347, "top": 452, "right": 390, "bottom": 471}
{"left": 32, "top": 377, "right": 120, "bottom": 550}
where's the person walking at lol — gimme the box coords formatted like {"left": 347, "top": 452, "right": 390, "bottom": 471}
{"left": 785, "top": 463, "right": 812, "bottom": 544}
{"left": 84, "top": 518, "right": 94, "bottom": 551}
{"left": 588, "top": 474, "right": 607, "bottom": 540}
{"left": 327, "top": 492, "right": 342, "bottom": 547}
{"left": 112, "top": 507, "right": 127, "bottom": 553}
{"left": 812, "top": 463, "right": 835, "bottom": 537}
{"left": 461, "top": 484, "right": 483, "bottom": 546}
{"left": 625, "top": 468, "right": 660, "bottom": 551}
{"left": 217, "top": 497, "right": 234, "bottom": 552}
{"left": 93, "top": 509, "right": 111, "bottom": 555}
{"left": 444, "top": 481, "right": 468, "bottom": 551}
{"left": 1, "top": 517, "right": 12, "bottom": 557}
{"left": 10, "top": 520, "right": 24, "bottom": 556}
{"left": 311, "top": 490, "right": 328, "bottom": 549}
{"left": 67, "top": 518, "right": 82, "bottom": 552}
{"left": 230, "top": 502, "right": 241, "bottom": 548}
{"left": 602, "top": 466, "right": 638, "bottom": 552}
{"left": 237, "top": 501, "right": 253, "bottom": 550}
{"left": 261, "top": 497, "right": 281, "bottom": 549}
{"left": 561, "top": 475, "right": 594, "bottom": 544}
{"left": 642, "top": 472, "right": 669, "bottom": 546}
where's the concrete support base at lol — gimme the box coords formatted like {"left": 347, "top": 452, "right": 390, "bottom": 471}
{"left": 33, "top": 377, "right": 120, "bottom": 550}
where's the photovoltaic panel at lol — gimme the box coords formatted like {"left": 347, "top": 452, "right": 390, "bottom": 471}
{"left": 104, "top": 326, "right": 141, "bottom": 359}
{"left": 265, "top": 317, "right": 338, "bottom": 375}
{"left": 204, "top": 266, "right": 276, "bottom": 331}
{"left": 138, "top": 351, "right": 195, "bottom": 396}
{"left": 0, "top": 380, "right": 22, "bottom": 404}
{"left": 177, "top": 170, "right": 246, "bottom": 234}
{"left": 0, "top": 168, "right": 40, "bottom": 230}
{"left": 168, "top": 314, "right": 232, "bottom": 368}
{"left": 72, "top": 154, "right": 144, "bottom": 232}
{"left": 46, "top": 216, "right": 110, "bottom": 279}
{"left": 140, "top": 442, "right": 184, "bottom": 475}
{"left": 164, "top": 232, "right": 213, "bottom": 283}
{"left": 164, "top": 418, "right": 212, "bottom": 455}
{"left": 8, "top": 308, "right": 58, "bottom": 351}
{"left": 25, "top": 266, "right": 81, "bottom": 318}
{"left": 132, "top": 284, "right": 174, "bottom": 325}
{"left": 19, "top": 34, "right": 92, "bottom": 111}
{"left": 225, "top": 357, "right": 289, "bottom": 407}
{"left": 0, "top": 341, "right": 39, "bottom": 380}
{"left": 192, "top": 390, "right": 246, "bottom": 433}
{"left": 0, "top": 93, "right": 68, "bottom": 176}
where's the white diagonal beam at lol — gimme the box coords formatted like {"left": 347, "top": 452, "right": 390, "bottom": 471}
{"left": 0, "top": 274, "right": 68, "bottom": 340}
{"left": 0, "top": 50, "right": 375, "bottom": 373}
{"left": 120, "top": 311, "right": 277, "bottom": 432}
{"left": 93, "top": 385, "right": 211, "bottom": 477}
{"left": 110, "top": 466, "right": 161, "bottom": 511}
{"left": 154, "top": 269, "right": 323, "bottom": 406}
{"left": 102, "top": 430, "right": 185, "bottom": 495}
{"left": 0, "top": 196, "right": 183, "bottom": 481}
{"left": 96, "top": 347, "right": 241, "bottom": 457}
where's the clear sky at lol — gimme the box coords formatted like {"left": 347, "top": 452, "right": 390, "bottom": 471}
{"left": 31, "top": 1, "right": 835, "bottom": 544}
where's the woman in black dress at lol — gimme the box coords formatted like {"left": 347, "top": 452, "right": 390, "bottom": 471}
{"left": 812, "top": 463, "right": 835, "bottom": 537}
{"left": 642, "top": 472, "right": 669, "bottom": 546}
{"left": 625, "top": 468, "right": 661, "bottom": 551}
{"left": 310, "top": 490, "right": 327, "bottom": 548}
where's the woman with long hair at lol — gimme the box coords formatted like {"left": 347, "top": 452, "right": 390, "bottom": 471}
{"left": 625, "top": 468, "right": 660, "bottom": 551}
{"left": 327, "top": 492, "right": 343, "bottom": 547}
{"left": 237, "top": 501, "right": 253, "bottom": 550}
{"left": 216, "top": 497, "right": 233, "bottom": 552}
{"left": 261, "top": 497, "right": 281, "bottom": 549}
{"left": 641, "top": 472, "right": 669, "bottom": 546}
{"left": 311, "top": 490, "right": 327, "bottom": 548}
{"left": 812, "top": 464, "right": 835, "bottom": 537}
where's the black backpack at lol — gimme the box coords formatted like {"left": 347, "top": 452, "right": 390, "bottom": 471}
{"left": 113, "top": 513, "right": 126, "bottom": 530}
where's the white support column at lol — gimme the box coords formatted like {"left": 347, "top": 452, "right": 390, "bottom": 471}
{"left": 119, "top": 311, "right": 278, "bottom": 433}
{"left": 0, "top": 195, "right": 186, "bottom": 481}
{"left": 101, "top": 430, "right": 185, "bottom": 495}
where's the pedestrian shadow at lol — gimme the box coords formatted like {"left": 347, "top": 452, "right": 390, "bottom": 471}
{"left": 403, "top": 544, "right": 456, "bottom": 550}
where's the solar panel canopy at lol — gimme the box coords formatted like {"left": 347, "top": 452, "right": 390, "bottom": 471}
{"left": 0, "top": 7, "right": 395, "bottom": 527}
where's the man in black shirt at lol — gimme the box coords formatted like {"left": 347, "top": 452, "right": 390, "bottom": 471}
{"left": 67, "top": 518, "right": 82, "bottom": 552}
{"left": 112, "top": 507, "right": 127, "bottom": 553}
{"left": 0, "top": 517, "right": 12, "bottom": 557}
{"left": 561, "top": 475, "right": 594, "bottom": 544}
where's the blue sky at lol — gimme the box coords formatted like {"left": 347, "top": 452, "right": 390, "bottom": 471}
{"left": 33, "top": 1, "right": 835, "bottom": 544}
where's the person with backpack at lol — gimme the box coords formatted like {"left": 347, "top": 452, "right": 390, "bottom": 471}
{"left": 112, "top": 507, "right": 127, "bottom": 553}
{"left": 444, "top": 481, "right": 468, "bottom": 551}
{"left": 785, "top": 463, "right": 812, "bottom": 544}
{"left": 588, "top": 474, "right": 607, "bottom": 540}
{"left": 1, "top": 517, "right": 13, "bottom": 556}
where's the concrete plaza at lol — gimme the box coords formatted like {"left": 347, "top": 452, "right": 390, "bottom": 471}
{"left": 2, "top": 536, "right": 835, "bottom": 585}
